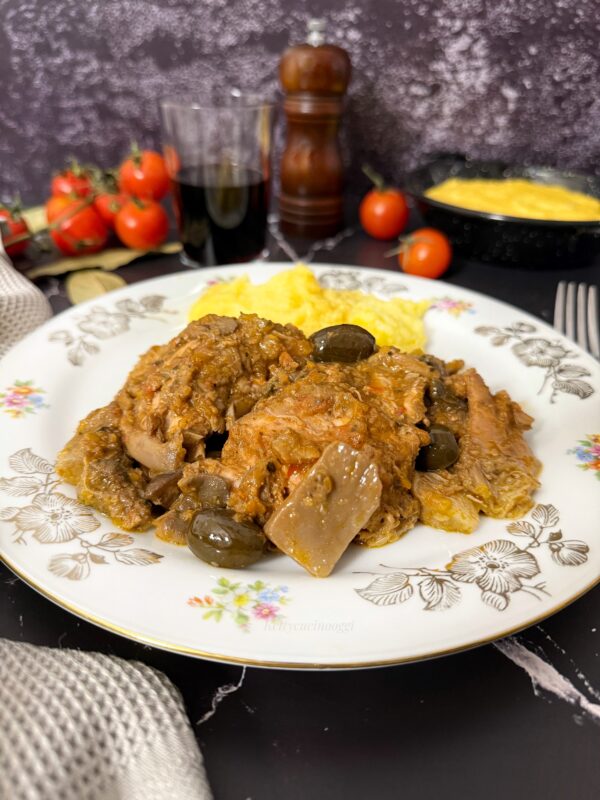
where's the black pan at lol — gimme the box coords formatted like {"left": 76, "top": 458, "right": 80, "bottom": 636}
{"left": 404, "top": 155, "right": 600, "bottom": 269}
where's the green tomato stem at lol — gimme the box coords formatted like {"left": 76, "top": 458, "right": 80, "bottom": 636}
{"left": 362, "top": 164, "right": 386, "bottom": 191}
{"left": 384, "top": 235, "right": 414, "bottom": 258}
{"left": 130, "top": 141, "right": 143, "bottom": 167}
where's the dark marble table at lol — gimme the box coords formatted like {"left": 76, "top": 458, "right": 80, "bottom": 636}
{"left": 2, "top": 228, "right": 599, "bottom": 800}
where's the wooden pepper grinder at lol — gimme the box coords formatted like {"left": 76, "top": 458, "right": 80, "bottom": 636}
{"left": 279, "top": 19, "right": 352, "bottom": 238}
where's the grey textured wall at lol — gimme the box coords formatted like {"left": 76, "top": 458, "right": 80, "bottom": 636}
{"left": 1, "top": 0, "right": 599, "bottom": 204}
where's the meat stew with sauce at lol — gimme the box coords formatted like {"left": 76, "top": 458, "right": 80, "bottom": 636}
{"left": 56, "top": 314, "right": 541, "bottom": 577}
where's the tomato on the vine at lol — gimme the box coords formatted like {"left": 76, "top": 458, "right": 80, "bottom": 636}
{"left": 394, "top": 228, "right": 452, "bottom": 279}
{"left": 359, "top": 166, "right": 409, "bottom": 240}
{"left": 114, "top": 198, "right": 169, "bottom": 249}
{"left": 94, "top": 192, "right": 128, "bottom": 228}
{"left": 51, "top": 161, "right": 94, "bottom": 198}
{"left": 118, "top": 144, "right": 170, "bottom": 200}
{"left": 0, "top": 201, "right": 30, "bottom": 258}
{"left": 46, "top": 196, "right": 109, "bottom": 256}
{"left": 45, "top": 195, "right": 70, "bottom": 223}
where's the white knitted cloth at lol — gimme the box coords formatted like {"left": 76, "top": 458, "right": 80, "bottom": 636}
{"left": 0, "top": 639, "right": 212, "bottom": 800}
{"left": 0, "top": 241, "right": 51, "bottom": 359}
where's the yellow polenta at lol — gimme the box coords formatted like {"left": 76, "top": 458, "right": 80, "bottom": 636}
{"left": 425, "top": 177, "right": 600, "bottom": 221}
{"left": 189, "top": 264, "right": 430, "bottom": 350}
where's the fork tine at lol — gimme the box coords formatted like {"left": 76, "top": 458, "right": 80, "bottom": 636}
{"left": 576, "top": 283, "right": 589, "bottom": 353}
{"left": 565, "top": 281, "right": 577, "bottom": 341}
{"left": 554, "top": 280, "right": 566, "bottom": 333}
{"left": 588, "top": 284, "right": 600, "bottom": 359}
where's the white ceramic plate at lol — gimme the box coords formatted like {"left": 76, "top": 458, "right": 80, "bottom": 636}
{"left": 1, "top": 263, "right": 598, "bottom": 669}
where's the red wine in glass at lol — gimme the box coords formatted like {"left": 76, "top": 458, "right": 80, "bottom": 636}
{"left": 172, "top": 163, "right": 269, "bottom": 266}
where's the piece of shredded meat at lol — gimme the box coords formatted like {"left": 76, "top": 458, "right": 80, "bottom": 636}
{"left": 117, "top": 313, "right": 312, "bottom": 474}
{"left": 413, "top": 369, "right": 541, "bottom": 532}
{"left": 57, "top": 314, "right": 542, "bottom": 569}
{"left": 57, "top": 314, "right": 310, "bottom": 530}
{"left": 202, "top": 360, "right": 429, "bottom": 547}
{"left": 56, "top": 402, "right": 153, "bottom": 531}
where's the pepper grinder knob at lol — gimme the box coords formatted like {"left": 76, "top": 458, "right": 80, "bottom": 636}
{"left": 306, "top": 18, "right": 326, "bottom": 46}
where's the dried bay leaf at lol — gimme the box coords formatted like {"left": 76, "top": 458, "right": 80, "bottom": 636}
{"left": 25, "top": 242, "right": 181, "bottom": 280}
{"left": 21, "top": 205, "right": 47, "bottom": 233}
{"left": 66, "top": 270, "right": 127, "bottom": 304}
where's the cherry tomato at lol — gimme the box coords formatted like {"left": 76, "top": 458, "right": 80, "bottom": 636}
{"left": 118, "top": 144, "right": 170, "bottom": 200}
{"left": 94, "top": 192, "right": 128, "bottom": 228}
{"left": 46, "top": 196, "right": 109, "bottom": 256}
{"left": 51, "top": 162, "right": 94, "bottom": 198}
{"left": 396, "top": 228, "right": 452, "bottom": 279}
{"left": 0, "top": 203, "right": 30, "bottom": 258}
{"left": 358, "top": 166, "right": 409, "bottom": 240}
{"left": 114, "top": 198, "right": 169, "bottom": 249}
{"left": 45, "top": 195, "right": 70, "bottom": 223}
{"left": 360, "top": 187, "right": 409, "bottom": 240}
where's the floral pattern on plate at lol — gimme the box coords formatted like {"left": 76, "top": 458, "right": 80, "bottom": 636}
{"left": 0, "top": 264, "right": 597, "bottom": 666}
{"left": 0, "top": 448, "right": 163, "bottom": 579}
{"left": 0, "top": 381, "right": 48, "bottom": 419}
{"left": 475, "top": 322, "right": 595, "bottom": 402}
{"left": 355, "top": 504, "right": 589, "bottom": 612}
{"left": 430, "top": 297, "right": 475, "bottom": 316}
{"left": 188, "top": 578, "right": 290, "bottom": 632}
{"left": 568, "top": 434, "right": 600, "bottom": 480}
{"left": 48, "top": 295, "right": 176, "bottom": 366}
{"left": 317, "top": 268, "right": 407, "bottom": 296}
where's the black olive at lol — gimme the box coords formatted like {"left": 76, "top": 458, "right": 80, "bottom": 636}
{"left": 310, "top": 324, "right": 376, "bottom": 363}
{"left": 419, "top": 354, "right": 448, "bottom": 375}
{"left": 428, "top": 378, "right": 447, "bottom": 402}
{"left": 142, "top": 470, "right": 182, "bottom": 507}
{"left": 188, "top": 509, "right": 266, "bottom": 568}
{"left": 416, "top": 424, "right": 459, "bottom": 471}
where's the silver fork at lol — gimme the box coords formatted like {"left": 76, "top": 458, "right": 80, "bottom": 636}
{"left": 553, "top": 281, "right": 600, "bottom": 359}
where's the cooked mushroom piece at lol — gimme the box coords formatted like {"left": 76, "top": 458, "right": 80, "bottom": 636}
{"left": 264, "top": 442, "right": 382, "bottom": 577}
{"left": 123, "top": 429, "right": 183, "bottom": 472}
{"left": 142, "top": 470, "right": 183, "bottom": 508}
{"left": 178, "top": 473, "right": 230, "bottom": 509}
{"left": 154, "top": 495, "right": 199, "bottom": 544}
